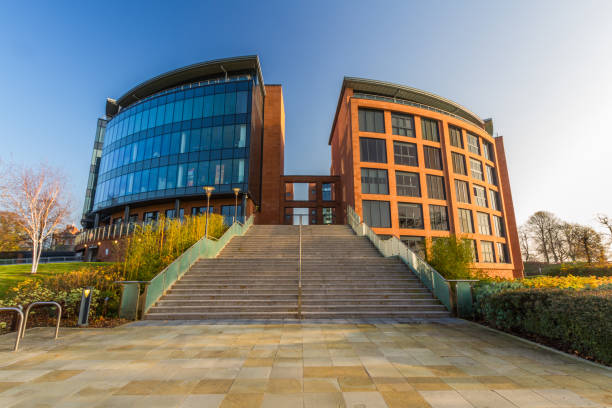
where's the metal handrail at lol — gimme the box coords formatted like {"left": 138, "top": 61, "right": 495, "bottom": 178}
{"left": 294, "top": 214, "right": 310, "bottom": 320}
{"left": 21, "top": 302, "right": 62, "bottom": 340}
{"left": 0, "top": 307, "right": 24, "bottom": 351}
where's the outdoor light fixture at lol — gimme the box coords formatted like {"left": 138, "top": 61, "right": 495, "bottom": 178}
{"left": 113, "top": 240, "right": 118, "bottom": 244}
{"left": 78, "top": 287, "right": 93, "bottom": 327}
{"left": 203, "top": 186, "right": 215, "bottom": 239}
{"left": 233, "top": 188, "right": 241, "bottom": 224}
{"left": 97, "top": 242, "right": 101, "bottom": 246}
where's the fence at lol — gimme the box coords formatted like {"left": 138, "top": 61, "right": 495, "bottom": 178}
{"left": 0, "top": 256, "right": 83, "bottom": 265}
{"left": 117, "top": 215, "right": 254, "bottom": 319}
{"left": 347, "top": 205, "right": 475, "bottom": 316}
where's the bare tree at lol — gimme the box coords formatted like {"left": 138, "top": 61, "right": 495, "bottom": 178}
{"left": 0, "top": 164, "right": 71, "bottom": 274}
{"left": 575, "top": 225, "right": 604, "bottom": 264}
{"left": 560, "top": 222, "right": 581, "bottom": 262}
{"left": 518, "top": 225, "right": 532, "bottom": 262}
{"left": 597, "top": 214, "right": 612, "bottom": 238}
{"left": 526, "top": 211, "right": 558, "bottom": 263}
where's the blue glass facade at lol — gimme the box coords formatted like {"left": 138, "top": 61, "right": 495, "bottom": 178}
{"left": 93, "top": 79, "right": 254, "bottom": 211}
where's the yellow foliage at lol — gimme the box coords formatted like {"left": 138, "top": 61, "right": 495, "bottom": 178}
{"left": 523, "top": 275, "right": 612, "bottom": 290}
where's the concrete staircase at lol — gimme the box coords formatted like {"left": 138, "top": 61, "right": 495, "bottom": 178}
{"left": 144, "top": 224, "right": 450, "bottom": 320}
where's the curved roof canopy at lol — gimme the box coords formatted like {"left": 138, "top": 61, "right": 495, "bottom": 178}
{"left": 106, "top": 55, "right": 264, "bottom": 117}
{"left": 330, "top": 77, "right": 485, "bottom": 144}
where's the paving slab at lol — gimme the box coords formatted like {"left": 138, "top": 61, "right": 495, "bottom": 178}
{"left": 0, "top": 320, "right": 610, "bottom": 407}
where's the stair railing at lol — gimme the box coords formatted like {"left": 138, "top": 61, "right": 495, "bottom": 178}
{"left": 116, "top": 216, "right": 254, "bottom": 320}
{"left": 296, "top": 214, "right": 308, "bottom": 319}
{"left": 346, "top": 205, "right": 455, "bottom": 312}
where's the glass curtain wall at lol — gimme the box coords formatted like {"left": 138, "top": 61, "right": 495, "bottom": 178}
{"left": 93, "top": 79, "right": 253, "bottom": 211}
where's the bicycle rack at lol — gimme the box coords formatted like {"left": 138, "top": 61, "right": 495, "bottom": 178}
{"left": 20, "top": 301, "right": 62, "bottom": 340}
{"left": 0, "top": 307, "right": 24, "bottom": 351}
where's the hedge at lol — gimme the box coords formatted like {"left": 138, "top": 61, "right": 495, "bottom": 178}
{"left": 476, "top": 288, "right": 612, "bottom": 365}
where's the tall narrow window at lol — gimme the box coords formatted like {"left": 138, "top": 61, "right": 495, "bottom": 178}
{"left": 391, "top": 113, "right": 415, "bottom": 137}
{"left": 493, "top": 215, "right": 505, "bottom": 237}
{"left": 486, "top": 165, "right": 497, "bottom": 186}
{"left": 467, "top": 133, "right": 480, "bottom": 154}
{"left": 421, "top": 118, "right": 440, "bottom": 142}
{"left": 426, "top": 175, "right": 446, "bottom": 200}
{"left": 362, "top": 200, "right": 391, "bottom": 228}
{"left": 470, "top": 158, "right": 484, "bottom": 181}
{"left": 429, "top": 205, "right": 449, "bottom": 231}
{"left": 470, "top": 240, "right": 479, "bottom": 262}
{"left": 398, "top": 203, "right": 424, "bottom": 229}
{"left": 424, "top": 146, "right": 443, "bottom": 170}
{"left": 483, "top": 141, "right": 495, "bottom": 162}
{"left": 473, "top": 185, "right": 488, "bottom": 207}
{"left": 393, "top": 141, "right": 418, "bottom": 166}
{"left": 358, "top": 108, "right": 385, "bottom": 133}
{"left": 497, "top": 242, "right": 509, "bottom": 263}
{"left": 455, "top": 180, "right": 470, "bottom": 203}
{"left": 395, "top": 171, "right": 420, "bottom": 197}
{"left": 458, "top": 209, "right": 473, "bottom": 233}
{"left": 360, "top": 137, "right": 387, "bottom": 163}
{"left": 477, "top": 212, "right": 491, "bottom": 235}
{"left": 481, "top": 241, "right": 495, "bottom": 262}
{"left": 452, "top": 152, "right": 467, "bottom": 175}
{"left": 449, "top": 126, "right": 463, "bottom": 148}
{"left": 361, "top": 168, "right": 389, "bottom": 194}
{"left": 490, "top": 190, "right": 501, "bottom": 211}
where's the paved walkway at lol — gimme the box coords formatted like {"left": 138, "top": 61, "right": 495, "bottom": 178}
{"left": 0, "top": 319, "right": 610, "bottom": 407}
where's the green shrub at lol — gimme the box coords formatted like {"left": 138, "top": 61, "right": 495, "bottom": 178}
{"left": 477, "top": 288, "right": 612, "bottom": 365}
{"left": 426, "top": 235, "right": 475, "bottom": 279}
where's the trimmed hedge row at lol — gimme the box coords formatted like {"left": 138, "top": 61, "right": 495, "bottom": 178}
{"left": 476, "top": 288, "right": 612, "bottom": 365}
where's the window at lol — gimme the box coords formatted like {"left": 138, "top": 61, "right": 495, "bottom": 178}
{"left": 391, "top": 113, "right": 415, "bottom": 137}
{"left": 423, "top": 146, "right": 443, "bottom": 170}
{"left": 360, "top": 137, "right": 387, "bottom": 163}
{"left": 358, "top": 108, "right": 385, "bottom": 133}
{"left": 490, "top": 190, "right": 501, "bottom": 211}
{"left": 143, "top": 211, "right": 159, "bottom": 223}
{"left": 429, "top": 205, "right": 449, "bottom": 231}
{"left": 362, "top": 200, "right": 391, "bottom": 228}
{"left": 493, "top": 215, "right": 505, "bottom": 237}
{"left": 449, "top": 126, "right": 463, "bottom": 148}
{"left": 396, "top": 171, "right": 420, "bottom": 197}
{"left": 322, "top": 208, "right": 335, "bottom": 224}
{"left": 452, "top": 152, "right": 467, "bottom": 175}
{"left": 458, "top": 209, "right": 473, "bottom": 233}
{"left": 470, "top": 158, "right": 484, "bottom": 181}
{"left": 165, "top": 208, "right": 184, "bottom": 220}
{"left": 426, "top": 175, "right": 445, "bottom": 200}
{"left": 486, "top": 165, "right": 497, "bottom": 186}
{"left": 481, "top": 241, "right": 495, "bottom": 263}
{"left": 455, "top": 180, "right": 470, "bottom": 204}
{"left": 191, "top": 206, "right": 213, "bottom": 215}
{"left": 401, "top": 236, "right": 425, "bottom": 258}
{"left": 393, "top": 141, "right": 418, "bottom": 166}
{"left": 497, "top": 242, "right": 509, "bottom": 263}
{"left": 467, "top": 133, "right": 480, "bottom": 154}
{"left": 322, "top": 183, "right": 334, "bottom": 201}
{"left": 477, "top": 212, "right": 491, "bottom": 235}
{"left": 361, "top": 168, "right": 389, "bottom": 194}
{"left": 469, "top": 240, "right": 479, "bottom": 262}
{"left": 398, "top": 203, "right": 424, "bottom": 229}
{"left": 483, "top": 141, "right": 495, "bottom": 162}
{"left": 421, "top": 118, "right": 439, "bottom": 142}
{"left": 221, "top": 205, "right": 236, "bottom": 225}
{"left": 473, "top": 185, "right": 488, "bottom": 207}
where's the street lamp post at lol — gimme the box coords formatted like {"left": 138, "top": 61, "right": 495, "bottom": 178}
{"left": 203, "top": 186, "right": 215, "bottom": 239}
{"left": 233, "top": 188, "right": 241, "bottom": 224}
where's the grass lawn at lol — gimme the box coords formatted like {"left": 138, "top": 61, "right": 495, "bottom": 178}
{"left": 0, "top": 262, "right": 112, "bottom": 298}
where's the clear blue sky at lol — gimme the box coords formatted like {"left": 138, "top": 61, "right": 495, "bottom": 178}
{"left": 1, "top": 1, "right": 611, "bottom": 229}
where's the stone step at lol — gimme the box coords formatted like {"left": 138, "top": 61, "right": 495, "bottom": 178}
{"left": 149, "top": 305, "right": 298, "bottom": 313}
{"left": 145, "top": 311, "right": 299, "bottom": 320}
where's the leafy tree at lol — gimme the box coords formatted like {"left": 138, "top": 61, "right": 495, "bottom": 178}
{"left": 426, "top": 235, "right": 474, "bottom": 279}
{"left": 0, "top": 211, "right": 27, "bottom": 251}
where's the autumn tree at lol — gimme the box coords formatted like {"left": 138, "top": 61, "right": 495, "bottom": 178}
{"left": 596, "top": 214, "right": 612, "bottom": 237}
{"left": 575, "top": 225, "right": 605, "bottom": 264}
{"left": 0, "top": 164, "right": 71, "bottom": 274}
{"left": 0, "top": 211, "right": 27, "bottom": 251}
{"left": 526, "top": 211, "right": 559, "bottom": 263}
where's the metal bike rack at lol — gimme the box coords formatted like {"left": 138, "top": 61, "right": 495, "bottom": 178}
{"left": 0, "top": 307, "right": 24, "bottom": 351}
{"left": 20, "top": 301, "right": 62, "bottom": 340}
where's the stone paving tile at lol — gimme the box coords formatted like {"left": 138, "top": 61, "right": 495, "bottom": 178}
{"left": 0, "top": 320, "right": 609, "bottom": 408}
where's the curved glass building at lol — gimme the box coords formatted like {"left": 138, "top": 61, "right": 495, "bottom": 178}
{"left": 82, "top": 56, "right": 269, "bottom": 228}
